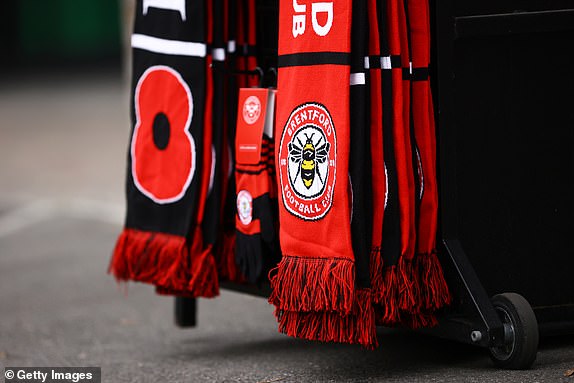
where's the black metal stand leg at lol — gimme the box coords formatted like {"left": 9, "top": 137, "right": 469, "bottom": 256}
{"left": 442, "top": 239, "right": 505, "bottom": 347}
{"left": 175, "top": 297, "right": 197, "bottom": 328}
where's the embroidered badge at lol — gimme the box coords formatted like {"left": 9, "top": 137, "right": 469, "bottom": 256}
{"left": 278, "top": 102, "right": 336, "bottom": 220}
{"left": 236, "top": 189, "right": 253, "bottom": 225}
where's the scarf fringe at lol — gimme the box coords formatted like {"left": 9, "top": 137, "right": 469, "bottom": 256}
{"left": 217, "top": 231, "right": 246, "bottom": 283}
{"left": 276, "top": 289, "right": 378, "bottom": 349}
{"left": 108, "top": 227, "right": 219, "bottom": 298}
{"left": 109, "top": 228, "right": 189, "bottom": 291}
{"left": 158, "top": 248, "right": 219, "bottom": 297}
{"left": 398, "top": 258, "right": 419, "bottom": 312}
{"left": 369, "top": 247, "right": 385, "bottom": 297}
{"left": 370, "top": 257, "right": 416, "bottom": 324}
{"left": 186, "top": 227, "right": 220, "bottom": 297}
{"left": 370, "top": 253, "right": 450, "bottom": 327}
{"left": 375, "top": 266, "right": 401, "bottom": 325}
{"left": 416, "top": 251, "right": 452, "bottom": 311}
{"left": 268, "top": 255, "right": 355, "bottom": 314}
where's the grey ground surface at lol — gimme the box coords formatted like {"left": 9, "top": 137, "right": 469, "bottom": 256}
{"left": 0, "top": 75, "right": 573, "bottom": 382}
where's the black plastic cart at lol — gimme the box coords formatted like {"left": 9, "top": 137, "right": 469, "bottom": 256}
{"left": 175, "top": 0, "right": 574, "bottom": 370}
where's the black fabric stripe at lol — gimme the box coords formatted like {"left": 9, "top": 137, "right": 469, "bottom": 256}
{"left": 411, "top": 67, "right": 429, "bottom": 81}
{"left": 278, "top": 52, "right": 351, "bottom": 68}
{"left": 378, "top": 0, "right": 391, "bottom": 56}
{"left": 402, "top": 67, "right": 411, "bottom": 80}
{"left": 350, "top": 0, "right": 372, "bottom": 289}
{"left": 380, "top": 66, "right": 402, "bottom": 267}
{"left": 391, "top": 55, "right": 402, "bottom": 68}
{"left": 368, "top": 55, "right": 380, "bottom": 69}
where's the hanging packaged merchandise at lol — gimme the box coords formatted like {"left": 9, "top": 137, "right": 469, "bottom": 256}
{"left": 218, "top": 0, "right": 261, "bottom": 282}
{"left": 109, "top": 0, "right": 218, "bottom": 297}
{"left": 235, "top": 88, "right": 280, "bottom": 284}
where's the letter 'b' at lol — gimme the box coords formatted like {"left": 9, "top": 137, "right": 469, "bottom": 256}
{"left": 293, "top": 14, "right": 306, "bottom": 37}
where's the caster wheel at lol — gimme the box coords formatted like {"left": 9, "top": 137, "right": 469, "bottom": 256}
{"left": 489, "top": 293, "right": 538, "bottom": 369}
{"left": 175, "top": 297, "right": 197, "bottom": 328}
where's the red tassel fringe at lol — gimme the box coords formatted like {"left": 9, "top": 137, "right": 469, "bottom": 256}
{"left": 376, "top": 266, "right": 401, "bottom": 325}
{"left": 370, "top": 249, "right": 451, "bottom": 328}
{"left": 186, "top": 226, "right": 219, "bottom": 297}
{"left": 158, "top": 247, "right": 219, "bottom": 298}
{"left": 187, "top": 245, "right": 219, "bottom": 297}
{"left": 416, "top": 251, "right": 452, "bottom": 311}
{"left": 109, "top": 227, "right": 219, "bottom": 298}
{"left": 109, "top": 228, "right": 189, "bottom": 291}
{"left": 276, "top": 289, "right": 378, "bottom": 349}
{"left": 369, "top": 247, "right": 385, "bottom": 298}
{"left": 268, "top": 255, "right": 355, "bottom": 314}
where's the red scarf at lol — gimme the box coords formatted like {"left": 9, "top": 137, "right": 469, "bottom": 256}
{"left": 406, "top": 0, "right": 451, "bottom": 316}
{"left": 109, "top": 0, "right": 218, "bottom": 297}
{"left": 269, "top": 0, "right": 376, "bottom": 348}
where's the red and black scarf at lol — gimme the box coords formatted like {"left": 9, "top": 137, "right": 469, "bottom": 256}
{"left": 406, "top": 0, "right": 451, "bottom": 317}
{"left": 269, "top": 0, "right": 377, "bottom": 347}
{"left": 109, "top": 0, "right": 218, "bottom": 297}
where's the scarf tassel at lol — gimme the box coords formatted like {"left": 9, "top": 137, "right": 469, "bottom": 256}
{"left": 151, "top": 227, "right": 220, "bottom": 297}
{"left": 268, "top": 256, "right": 355, "bottom": 314}
{"left": 370, "top": 253, "right": 451, "bottom": 327}
{"left": 416, "top": 251, "right": 452, "bottom": 311}
{"left": 109, "top": 228, "right": 189, "bottom": 291}
{"left": 276, "top": 289, "right": 378, "bottom": 349}
{"left": 185, "top": 226, "right": 219, "bottom": 297}
{"left": 109, "top": 227, "right": 219, "bottom": 298}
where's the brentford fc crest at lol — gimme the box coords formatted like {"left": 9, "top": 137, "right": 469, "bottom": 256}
{"left": 236, "top": 190, "right": 253, "bottom": 225}
{"left": 279, "top": 102, "right": 336, "bottom": 220}
{"left": 242, "top": 95, "right": 261, "bottom": 125}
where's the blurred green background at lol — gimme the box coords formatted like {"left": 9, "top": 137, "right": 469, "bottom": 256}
{"left": 1, "top": 0, "right": 123, "bottom": 73}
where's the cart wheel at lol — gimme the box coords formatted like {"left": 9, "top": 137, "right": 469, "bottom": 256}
{"left": 488, "top": 293, "right": 538, "bottom": 369}
{"left": 175, "top": 297, "right": 197, "bottom": 328}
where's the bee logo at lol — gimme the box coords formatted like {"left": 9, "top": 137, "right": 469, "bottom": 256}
{"left": 288, "top": 131, "right": 330, "bottom": 193}
{"left": 279, "top": 102, "right": 336, "bottom": 220}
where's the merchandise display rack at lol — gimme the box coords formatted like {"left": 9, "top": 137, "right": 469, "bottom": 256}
{"left": 174, "top": 0, "right": 574, "bottom": 370}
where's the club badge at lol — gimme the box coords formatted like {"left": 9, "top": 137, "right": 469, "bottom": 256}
{"left": 242, "top": 95, "right": 262, "bottom": 125}
{"left": 236, "top": 190, "right": 253, "bottom": 225}
{"left": 278, "top": 102, "right": 336, "bottom": 220}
